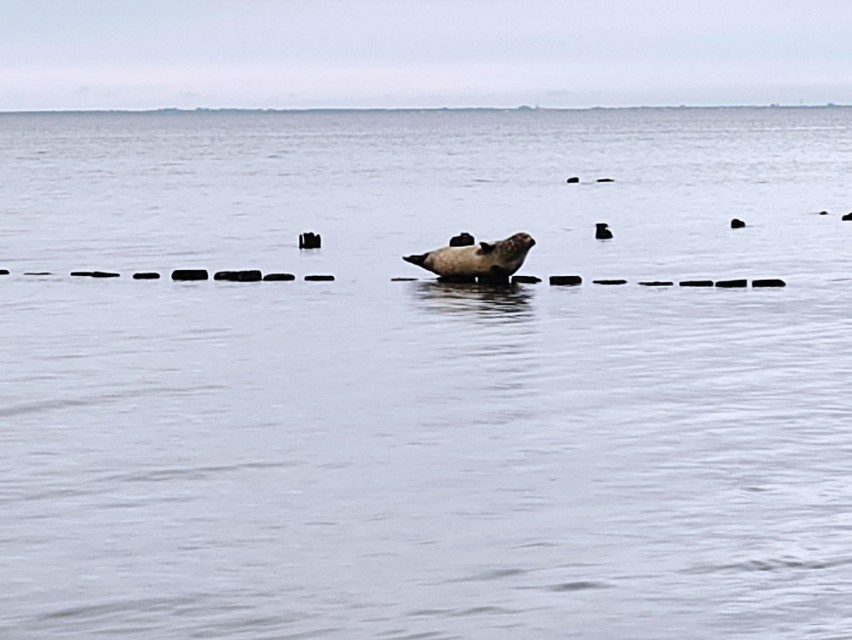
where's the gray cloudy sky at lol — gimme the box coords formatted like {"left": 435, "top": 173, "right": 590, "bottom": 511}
{"left": 2, "top": 0, "right": 851, "bottom": 111}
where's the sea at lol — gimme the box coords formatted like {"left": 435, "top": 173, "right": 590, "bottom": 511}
{"left": 1, "top": 107, "right": 852, "bottom": 639}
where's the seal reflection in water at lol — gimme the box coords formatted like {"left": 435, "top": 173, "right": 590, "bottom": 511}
{"left": 412, "top": 280, "right": 535, "bottom": 320}
{"left": 403, "top": 232, "right": 536, "bottom": 283}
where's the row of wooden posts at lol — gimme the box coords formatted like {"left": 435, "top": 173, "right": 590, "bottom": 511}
{"left": 0, "top": 269, "right": 333, "bottom": 281}
{"left": 0, "top": 269, "right": 784, "bottom": 287}
{"left": 412, "top": 275, "right": 786, "bottom": 288}
{"left": 538, "top": 276, "right": 785, "bottom": 287}
{"left": 0, "top": 231, "right": 784, "bottom": 286}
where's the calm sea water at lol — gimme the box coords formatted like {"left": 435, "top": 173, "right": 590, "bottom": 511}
{"left": 2, "top": 108, "right": 852, "bottom": 639}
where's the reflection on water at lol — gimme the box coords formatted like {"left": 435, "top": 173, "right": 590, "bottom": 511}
{"left": 408, "top": 280, "right": 536, "bottom": 321}
{"left": 401, "top": 280, "right": 541, "bottom": 404}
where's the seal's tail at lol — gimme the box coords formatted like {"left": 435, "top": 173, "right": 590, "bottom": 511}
{"left": 403, "top": 253, "right": 427, "bottom": 268}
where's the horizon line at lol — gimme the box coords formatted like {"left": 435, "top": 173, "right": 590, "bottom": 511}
{"left": 1, "top": 102, "right": 850, "bottom": 115}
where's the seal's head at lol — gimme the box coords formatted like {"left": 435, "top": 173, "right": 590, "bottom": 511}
{"left": 478, "top": 232, "right": 536, "bottom": 273}
{"left": 497, "top": 232, "right": 536, "bottom": 257}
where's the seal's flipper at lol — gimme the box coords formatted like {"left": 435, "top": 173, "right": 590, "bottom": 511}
{"left": 478, "top": 242, "right": 495, "bottom": 255}
{"left": 404, "top": 253, "right": 438, "bottom": 274}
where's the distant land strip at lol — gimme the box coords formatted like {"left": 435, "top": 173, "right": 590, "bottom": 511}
{"left": 2, "top": 104, "right": 851, "bottom": 116}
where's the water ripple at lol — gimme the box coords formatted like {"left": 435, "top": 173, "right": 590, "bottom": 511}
{"left": 408, "top": 606, "right": 516, "bottom": 617}
{"left": 547, "top": 581, "right": 612, "bottom": 592}
{"left": 101, "top": 460, "right": 300, "bottom": 485}
{"left": 685, "top": 555, "right": 852, "bottom": 574}
{"left": 454, "top": 568, "right": 528, "bottom": 582}
{"left": 40, "top": 595, "right": 199, "bottom": 622}
{"left": 0, "top": 383, "right": 227, "bottom": 418}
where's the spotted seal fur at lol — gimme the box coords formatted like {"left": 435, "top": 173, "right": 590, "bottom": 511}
{"left": 403, "top": 232, "right": 536, "bottom": 281}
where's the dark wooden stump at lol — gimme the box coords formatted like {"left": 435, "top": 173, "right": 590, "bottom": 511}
{"left": 511, "top": 275, "right": 542, "bottom": 284}
{"left": 299, "top": 232, "right": 322, "bottom": 249}
{"left": 752, "top": 279, "right": 786, "bottom": 288}
{"left": 449, "top": 232, "right": 475, "bottom": 247}
{"left": 172, "top": 269, "right": 209, "bottom": 281}
{"left": 550, "top": 275, "right": 583, "bottom": 286}
{"left": 715, "top": 279, "right": 748, "bottom": 288}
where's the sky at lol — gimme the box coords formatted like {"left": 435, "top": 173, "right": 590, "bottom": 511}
{"left": 2, "top": 0, "right": 852, "bottom": 111}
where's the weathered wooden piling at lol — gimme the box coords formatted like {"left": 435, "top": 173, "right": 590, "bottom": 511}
{"left": 752, "top": 279, "right": 786, "bottom": 288}
{"left": 449, "top": 232, "right": 475, "bottom": 247}
{"left": 477, "top": 274, "right": 510, "bottom": 285}
{"left": 263, "top": 273, "right": 296, "bottom": 281}
{"left": 437, "top": 275, "right": 476, "bottom": 284}
{"left": 68, "top": 270, "right": 119, "bottom": 278}
{"left": 512, "top": 275, "right": 542, "bottom": 284}
{"left": 299, "top": 232, "right": 322, "bottom": 249}
{"left": 235, "top": 270, "right": 262, "bottom": 282}
{"left": 214, "top": 270, "right": 262, "bottom": 282}
{"left": 715, "top": 279, "right": 748, "bottom": 288}
{"left": 171, "top": 269, "right": 209, "bottom": 281}
{"left": 550, "top": 275, "right": 583, "bottom": 286}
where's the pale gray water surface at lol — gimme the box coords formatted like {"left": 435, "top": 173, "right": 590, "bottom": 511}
{"left": 1, "top": 108, "right": 852, "bottom": 638}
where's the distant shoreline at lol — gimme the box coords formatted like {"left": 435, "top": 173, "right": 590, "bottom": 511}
{"left": 0, "top": 104, "right": 850, "bottom": 116}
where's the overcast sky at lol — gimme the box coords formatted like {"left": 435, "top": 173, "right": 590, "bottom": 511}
{"left": 2, "top": 0, "right": 852, "bottom": 111}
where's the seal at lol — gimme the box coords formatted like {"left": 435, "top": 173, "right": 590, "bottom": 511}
{"left": 403, "top": 232, "right": 536, "bottom": 282}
